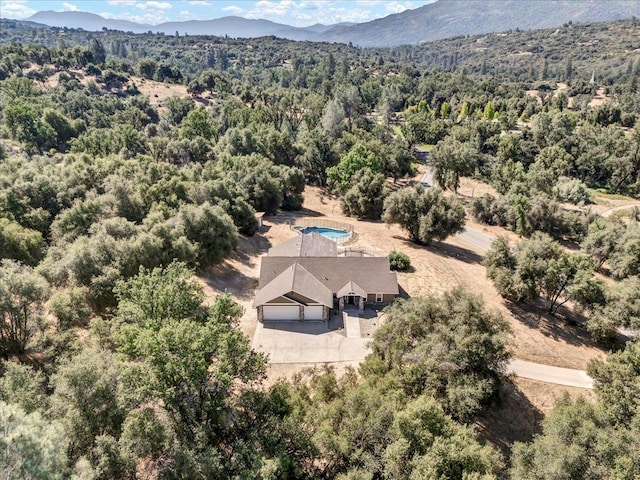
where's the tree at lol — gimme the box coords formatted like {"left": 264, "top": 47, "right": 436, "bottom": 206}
{"left": 362, "top": 287, "right": 511, "bottom": 421}
{"left": 383, "top": 185, "right": 465, "bottom": 245}
{"left": 0, "top": 362, "right": 48, "bottom": 414}
{"left": 589, "top": 341, "right": 640, "bottom": 425}
{"left": 581, "top": 218, "right": 625, "bottom": 270}
{"left": 587, "top": 277, "right": 640, "bottom": 341}
{"left": 0, "top": 217, "right": 44, "bottom": 266}
{"left": 179, "top": 107, "right": 217, "bottom": 141}
{"left": 50, "top": 347, "right": 125, "bottom": 465}
{"left": 341, "top": 168, "right": 388, "bottom": 220}
{"left": 430, "top": 136, "right": 478, "bottom": 192}
{"left": 175, "top": 202, "right": 237, "bottom": 269}
{"left": 327, "top": 144, "right": 381, "bottom": 194}
{"left": 512, "top": 340, "right": 640, "bottom": 479}
{"left": 485, "top": 233, "right": 603, "bottom": 315}
{"left": 114, "top": 265, "right": 267, "bottom": 452}
{"left": 164, "top": 95, "right": 195, "bottom": 125}
{"left": 0, "top": 261, "right": 50, "bottom": 356}
{"left": 0, "top": 401, "right": 68, "bottom": 480}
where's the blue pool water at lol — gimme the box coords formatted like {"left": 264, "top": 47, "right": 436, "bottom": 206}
{"left": 303, "top": 226, "right": 350, "bottom": 239}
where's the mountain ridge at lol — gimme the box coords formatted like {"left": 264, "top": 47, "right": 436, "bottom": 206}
{"left": 16, "top": 1, "right": 640, "bottom": 47}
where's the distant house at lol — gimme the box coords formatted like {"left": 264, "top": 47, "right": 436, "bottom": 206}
{"left": 253, "top": 233, "right": 398, "bottom": 321}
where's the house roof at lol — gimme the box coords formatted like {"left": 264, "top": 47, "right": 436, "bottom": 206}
{"left": 336, "top": 280, "right": 368, "bottom": 298}
{"left": 253, "top": 262, "right": 334, "bottom": 308}
{"left": 258, "top": 257, "right": 398, "bottom": 297}
{"left": 268, "top": 232, "right": 338, "bottom": 257}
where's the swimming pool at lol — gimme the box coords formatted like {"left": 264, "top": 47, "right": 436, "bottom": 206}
{"left": 302, "top": 226, "right": 350, "bottom": 239}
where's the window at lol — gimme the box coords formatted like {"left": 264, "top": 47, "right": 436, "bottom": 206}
{"left": 376, "top": 293, "right": 383, "bottom": 302}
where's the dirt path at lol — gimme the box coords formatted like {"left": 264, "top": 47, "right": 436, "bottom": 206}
{"left": 601, "top": 203, "right": 640, "bottom": 218}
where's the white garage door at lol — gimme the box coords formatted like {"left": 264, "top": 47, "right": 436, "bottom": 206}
{"left": 263, "top": 305, "right": 300, "bottom": 321}
{"left": 304, "top": 305, "right": 324, "bottom": 320}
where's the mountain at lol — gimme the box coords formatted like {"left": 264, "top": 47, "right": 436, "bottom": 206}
{"left": 25, "top": 10, "right": 323, "bottom": 40}
{"left": 21, "top": 1, "right": 640, "bottom": 47}
{"left": 320, "top": 0, "right": 640, "bottom": 46}
{"left": 27, "top": 10, "right": 152, "bottom": 33}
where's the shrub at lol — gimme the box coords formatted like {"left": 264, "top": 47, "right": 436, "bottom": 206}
{"left": 388, "top": 251, "right": 411, "bottom": 271}
{"left": 553, "top": 178, "right": 591, "bottom": 205}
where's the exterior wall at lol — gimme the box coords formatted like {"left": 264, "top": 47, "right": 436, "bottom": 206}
{"left": 257, "top": 306, "right": 263, "bottom": 322}
{"left": 323, "top": 306, "right": 330, "bottom": 321}
{"left": 366, "top": 293, "right": 397, "bottom": 303}
{"left": 383, "top": 293, "right": 396, "bottom": 303}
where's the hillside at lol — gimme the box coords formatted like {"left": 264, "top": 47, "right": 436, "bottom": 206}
{"left": 321, "top": 0, "right": 640, "bottom": 46}
{"left": 18, "top": 0, "right": 640, "bottom": 47}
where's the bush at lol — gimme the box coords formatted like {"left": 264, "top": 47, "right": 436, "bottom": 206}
{"left": 388, "top": 251, "right": 411, "bottom": 271}
{"left": 553, "top": 178, "right": 591, "bottom": 205}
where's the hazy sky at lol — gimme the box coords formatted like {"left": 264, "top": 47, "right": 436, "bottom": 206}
{"left": 0, "top": 0, "right": 437, "bottom": 26}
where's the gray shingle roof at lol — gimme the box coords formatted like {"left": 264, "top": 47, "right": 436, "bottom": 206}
{"left": 258, "top": 256, "right": 398, "bottom": 297}
{"left": 268, "top": 232, "right": 338, "bottom": 257}
{"left": 253, "top": 263, "right": 334, "bottom": 308}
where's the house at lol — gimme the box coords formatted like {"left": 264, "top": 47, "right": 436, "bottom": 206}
{"left": 253, "top": 233, "right": 398, "bottom": 321}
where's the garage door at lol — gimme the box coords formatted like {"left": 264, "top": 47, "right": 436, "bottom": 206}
{"left": 304, "top": 305, "right": 324, "bottom": 320}
{"left": 263, "top": 305, "right": 300, "bottom": 321}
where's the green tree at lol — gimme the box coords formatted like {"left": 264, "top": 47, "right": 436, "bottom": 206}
{"left": 0, "top": 261, "right": 50, "bottom": 355}
{"left": 327, "top": 144, "right": 381, "bottom": 194}
{"left": 0, "top": 217, "right": 44, "bottom": 266}
{"left": 486, "top": 233, "right": 602, "bottom": 315}
{"left": 588, "top": 340, "right": 640, "bottom": 425}
{"left": 179, "top": 107, "right": 217, "bottom": 141}
{"left": 362, "top": 287, "right": 511, "bottom": 421}
{"left": 430, "top": 136, "right": 478, "bottom": 193}
{"left": 0, "top": 362, "right": 48, "bottom": 414}
{"left": 0, "top": 401, "right": 68, "bottom": 480}
{"left": 50, "top": 348, "right": 125, "bottom": 464}
{"left": 115, "top": 265, "right": 267, "bottom": 451}
{"left": 383, "top": 185, "right": 465, "bottom": 245}
{"left": 341, "top": 168, "right": 388, "bottom": 220}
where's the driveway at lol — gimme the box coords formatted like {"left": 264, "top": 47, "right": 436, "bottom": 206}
{"left": 252, "top": 321, "right": 371, "bottom": 364}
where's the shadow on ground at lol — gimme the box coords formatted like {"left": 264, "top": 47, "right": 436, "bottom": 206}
{"left": 476, "top": 378, "right": 543, "bottom": 464}
{"left": 389, "top": 236, "right": 484, "bottom": 266}
{"left": 429, "top": 240, "right": 484, "bottom": 265}
{"left": 505, "top": 300, "right": 598, "bottom": 349}
{"left": 261, "top": 318, "right": 345, "bottom": 335}
{"left": 267, "top": 208, "right": 326, "bottom": 225}
{"left": 203, "top": 265, "right": 257, "bottom": 300}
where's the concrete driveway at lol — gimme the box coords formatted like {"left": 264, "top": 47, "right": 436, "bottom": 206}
{"left": 252, "top": 320, "right": 371, "bottom": 364}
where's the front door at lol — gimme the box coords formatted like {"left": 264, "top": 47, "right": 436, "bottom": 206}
{"left": 348, "top": 295, "right": 355, "bottom": 305}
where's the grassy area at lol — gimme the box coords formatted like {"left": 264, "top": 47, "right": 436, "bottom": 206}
{"left": 588, "top": 188, "right": 636, "bottom": 201}
{"left": 609, "top": 207, "right": 640, "bottom": 220}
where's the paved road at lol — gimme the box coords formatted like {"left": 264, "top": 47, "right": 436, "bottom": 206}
{"left": 508, "top": 359, "right": 594, "bottom": 389}
{"left": 457, "top": 226, "right": 496, "bottom": 252}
